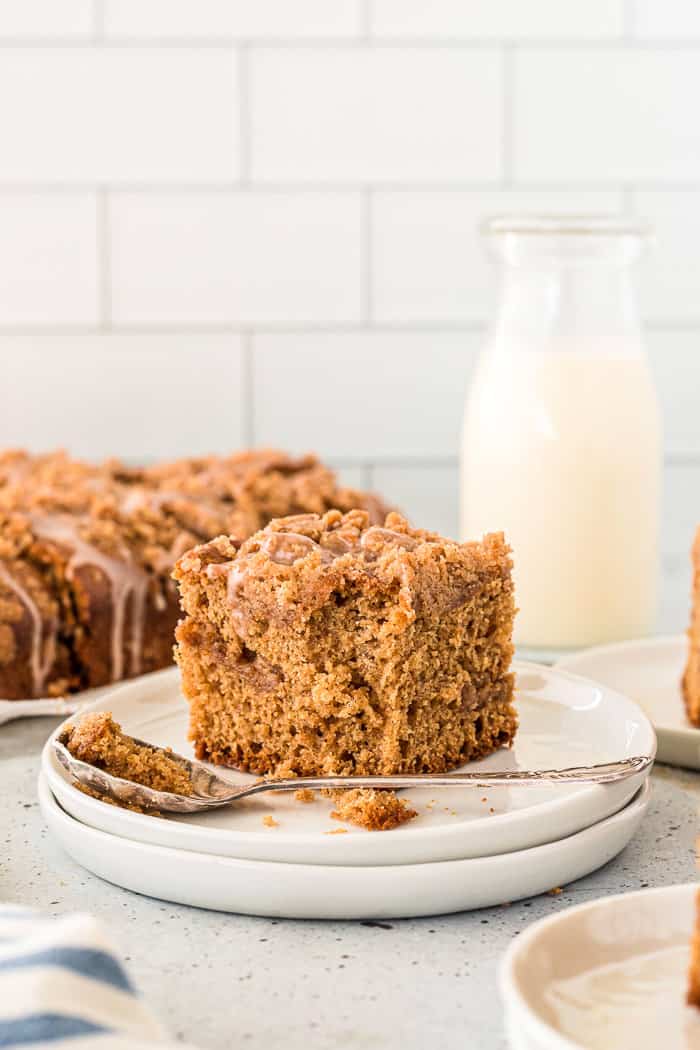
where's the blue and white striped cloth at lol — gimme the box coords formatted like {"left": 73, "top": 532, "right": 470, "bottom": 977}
{"left": 0, "top": 907, "right": 199, "bottom": 1049}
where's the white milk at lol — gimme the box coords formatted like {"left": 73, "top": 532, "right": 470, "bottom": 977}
{"left": 461, "top": 347, "right": 661, "bottom": 651}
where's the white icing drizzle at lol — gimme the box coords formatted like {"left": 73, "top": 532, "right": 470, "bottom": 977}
{"left": 119, "top": 487, "right": 196, "bottom": 516}
{"left": 261, "top": 531, "right": 334, "bottom": 565}
{"left": 207, "top": 560, "right": 250, "bottom": 635}
{"left": 31, "top": 514, "right": 150, "bottom": 682}
{"left": 204, "top": 524, "right": 419, "bottom": 639}
{"left": 360, "top": 526, "right": 417, "bottom": 551}
{"left": 0, "top": 561, "right": 57, "bottom": 696}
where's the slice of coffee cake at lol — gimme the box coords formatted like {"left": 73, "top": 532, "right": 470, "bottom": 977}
{"left": 174, "top": 509, "right": 516, "bottom": 776}
{"left": 689, "top": 888, "right": 700, "bottom": 1007}
{"left": 683, "top": 527, "right": 700, "bottom": 726}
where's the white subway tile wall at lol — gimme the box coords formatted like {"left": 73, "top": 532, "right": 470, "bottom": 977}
{"left": 250, "top": 48, "right": 503, "bottom": 183}
{"left": 0, "top": 50, "right": 239, "bottom": 183}
{"left": 109, "top": 192, "right": 364, "bottom": 323}
{"left": 104, "top": 1, "right": 364, "bottom": 40}
{"left": 370, "top": 0, "right": 626, "bottom": 40}
{"left": 0, "top": 0, "right": 697, "bottom": 632}
{"left": 372, "top": 189, "right": 623, "bottom": 323}
{"left": 0, "top": 0, "right": 93, "bottom": 37}
{"left": 513, "top": 49, "right": 700, "bottom": 183}
{"left": 0, "top": 335, "right": 245, "bottom": 459}
{"left": 0, "top": 193, "right": 98, "bottom": 325}
{"left": 252, "top": 331, "right": 476, "bottom": 458}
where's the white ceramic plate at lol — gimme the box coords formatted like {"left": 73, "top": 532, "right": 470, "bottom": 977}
{"left": 0, "top": 670, "right": 166, "bottom": 726}
{"left": 501, "top": 881, "right": 700, "bottom": 1050}
{"left": 39, "top": 774, "right": 651, "bottom": 920}
{"left": 42, "top": 663, "right": 655, "bottom": 867}
{"left": 558, "top": 636, "right": 698, "bottom": 769}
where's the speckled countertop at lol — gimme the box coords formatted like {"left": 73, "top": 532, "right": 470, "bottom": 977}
{"left": 2, "top": 717, "right": 698, "bottom": 1050}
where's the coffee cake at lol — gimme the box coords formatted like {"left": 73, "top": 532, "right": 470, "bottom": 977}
{"left": 0, "top": 449, "right": 387, "bottom": 699}
{"left": 683, "top": 527, "right": 700, "bottom": 726}
{"left": 174, "top": 509, "right": 517, "bottom": 777}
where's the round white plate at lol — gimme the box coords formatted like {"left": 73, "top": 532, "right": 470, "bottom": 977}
{"left": 39, "top": 774, "right": 651, "bottom": 920}
{"left": 558, "top": 636, "right": 697, "bottom": 769}
{"left": 42, "top": 663, "right": 655, "bottom": 867}
{"left": 501, "top": 881, "right": 700, "bottom": 1050}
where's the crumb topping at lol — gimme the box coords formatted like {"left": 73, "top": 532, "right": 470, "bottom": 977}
{"left": 0, "top": 449, "right": 388, "bottom": 699}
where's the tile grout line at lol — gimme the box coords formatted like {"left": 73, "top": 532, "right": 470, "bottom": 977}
{"left": 624, "top": 0, "right": 637, "bottom": 38}
{"left": 237, "top": 44, "right": 251, "bottom": 185}
{"left": 360, "top": 0, "right": 372, "bottom": 40}
{"left": 272, "top": 452, "right": 700, "bottom": 469}
{"left": 4, "top": 181, "right": 700, "bottom": 194}
{"left": 96, "top": 188, "right": 111, "bottom": 329}
{"left": 1, "top": 319, "right": 700, "bottom": 335}
{"left": 91, "top": 0, "right": 104, "bottom": 40}
{"left": 0, "top": 37, "right": 699, "bottom": 49}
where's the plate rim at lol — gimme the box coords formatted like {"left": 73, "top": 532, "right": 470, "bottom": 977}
{"left": 499, "top": 880, "right": 696, "bottom": 1050}
{"left": 557, "top": 634, "right": 697, "bottom": 737}
{"left": 41, "top": 773, "right": 652, "bottom": 875}
{"left": 42, "top": 659, "right": 656, "bottom": 860}
{"left": 38, "top": 773, "right": 651, "bottom": 918}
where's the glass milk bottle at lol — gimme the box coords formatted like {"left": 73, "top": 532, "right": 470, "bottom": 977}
{"left": 461, "top": 216, "right": 661, "bottom": 658}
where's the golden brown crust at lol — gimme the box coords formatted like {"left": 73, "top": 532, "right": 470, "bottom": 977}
{"left": 683, "top": 527, "right": 700, "bottom": 726}
{"left": 0, "top": 449, "right": 389, "bottom": 699}
{"left": 174, "top": 509, "right": 517, "bottom": 783}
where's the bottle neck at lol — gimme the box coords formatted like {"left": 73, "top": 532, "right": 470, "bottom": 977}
{"left": 491, "top": 264, "right": 644, "bottom": 356}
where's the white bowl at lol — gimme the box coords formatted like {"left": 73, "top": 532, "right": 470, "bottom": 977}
{"left": 500, "top": 882, "right": 700, "bottom": 1050}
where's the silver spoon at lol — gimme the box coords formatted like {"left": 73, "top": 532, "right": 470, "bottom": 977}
{"left": 52, "top": 731, "right": 654, "bottom": 815}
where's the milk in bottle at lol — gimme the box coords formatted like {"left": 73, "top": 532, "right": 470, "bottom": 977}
{"left": 460, "top": 217, "right": 661, "bottom": 655}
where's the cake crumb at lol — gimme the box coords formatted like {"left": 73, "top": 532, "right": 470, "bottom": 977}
{"left": 63, "top": 712, "right": 194, "bottom": 799}
{"left": 330, "top": 789, "right": 417, "bottom": 831}
{"left": 548, "top": 886, "right": 563, "bottom": 896}
{"left": 262, "top": 814, "right": 279, "bottom": 828}
{"left": 294, "top": 788, "right": 316, "bottom": 803}
{"left": 325, "top": 828, "right": 348, "bottom": 835}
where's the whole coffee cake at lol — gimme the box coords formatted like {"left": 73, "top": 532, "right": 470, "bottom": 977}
{"left": 0, "top": 449, "right": 386, "bottom": 699}
{"left": 174, "top": 509, "right": 517, "bottom": 776}
{"left": 683, "top": 527, "right": 700, "bottom": 726}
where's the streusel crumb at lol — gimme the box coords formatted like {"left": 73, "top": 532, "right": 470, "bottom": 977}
{"left": 330, "top": 789, "right": 417, "bottom": 831}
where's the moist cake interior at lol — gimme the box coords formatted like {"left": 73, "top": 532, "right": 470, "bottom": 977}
{"left": 174, "top": 509, "right": 517, "bottom": 778}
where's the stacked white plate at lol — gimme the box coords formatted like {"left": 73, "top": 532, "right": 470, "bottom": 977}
{"left": 501, "top": 883, "right": 700, "bottom": 1050}
{"left": 40, "top": 661, "right": 656, "bottom": 919}
{"left": 558, "top": 635, "right": 699, "bottom": 769}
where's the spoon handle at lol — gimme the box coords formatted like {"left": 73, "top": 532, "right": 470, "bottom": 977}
{"left": 233, "top": 755, "right": 653, "bottom": 800}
